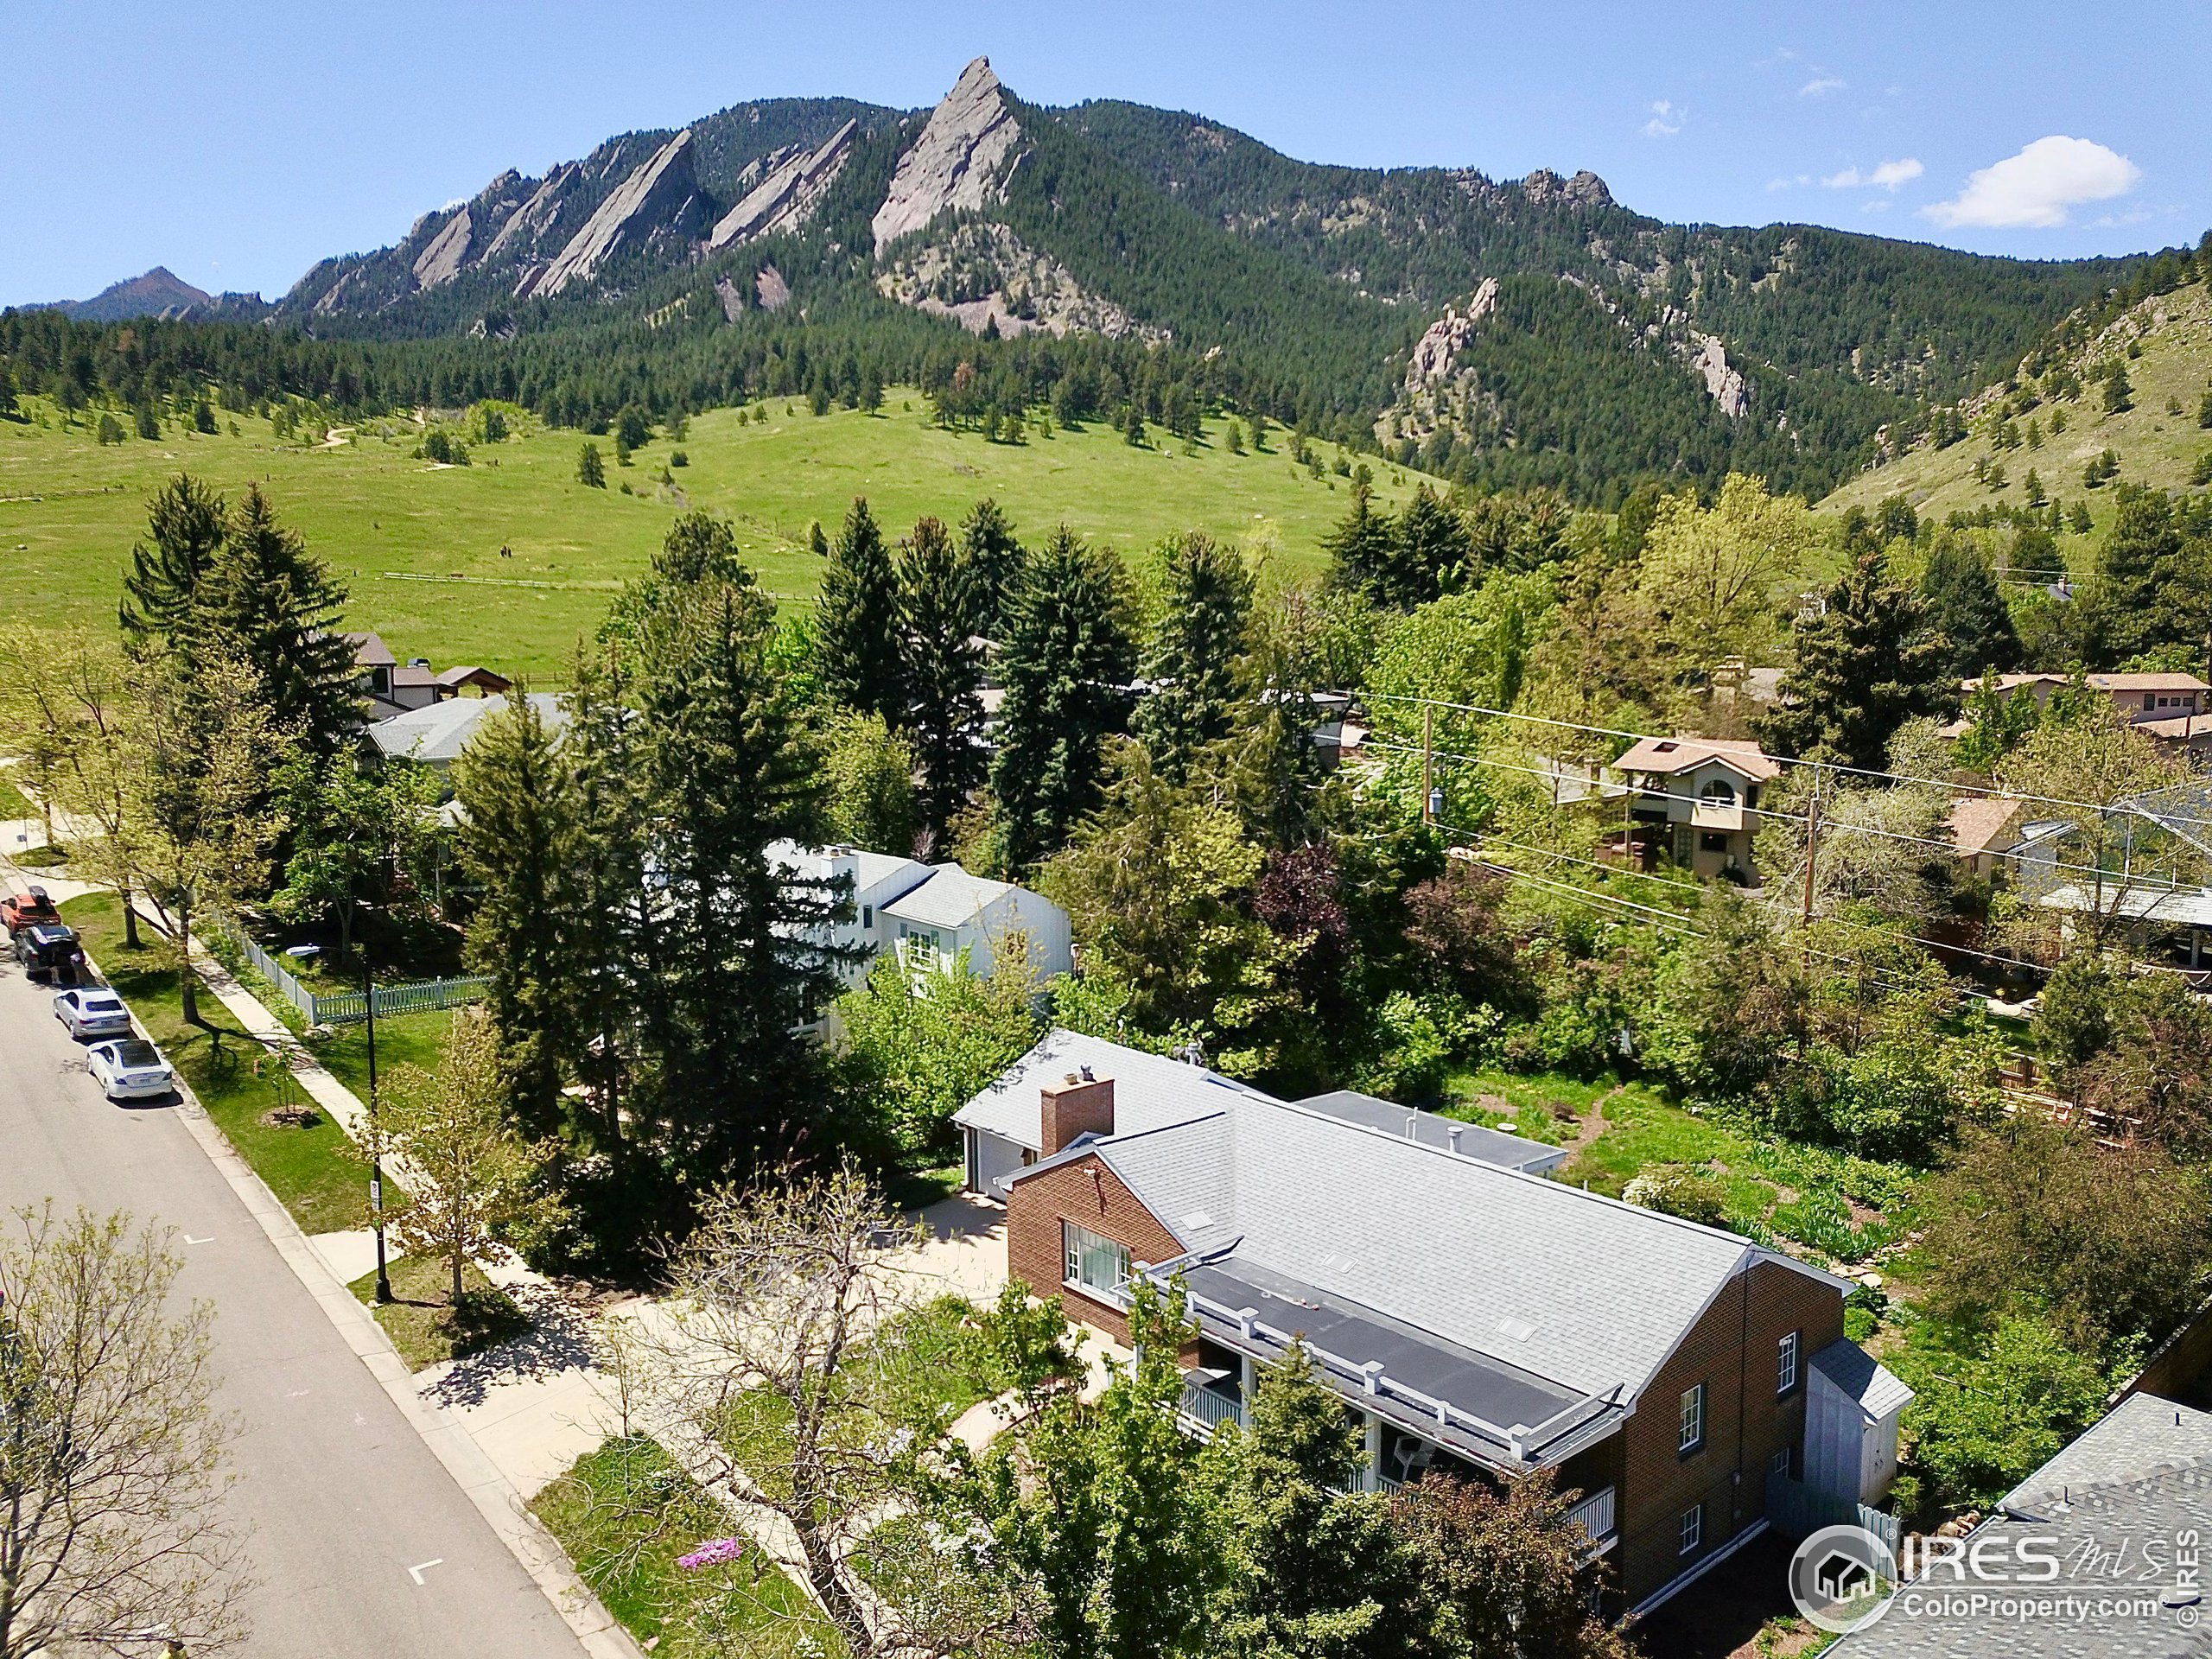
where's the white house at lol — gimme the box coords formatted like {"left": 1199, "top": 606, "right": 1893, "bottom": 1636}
{"left": 1608, "top": 736, "right": 1781, "bottom": 883}
{"left": 766, "top": 841, "right": 1073, "bottom": 988}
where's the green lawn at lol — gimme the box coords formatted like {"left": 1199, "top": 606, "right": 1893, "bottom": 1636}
{"left": 60, "top": 892, "right": 378, "bottom": 1233}
{"left": 2, "top": 392, "right": 1430, "bottom": 680}
{"left": 0, "top": 772, "right": 36, "bottom": 819}
{"left": 348, "top": 1250, "right": 527, "bottom": 1371}
{"left": 531, "top": 1435, "right": 833, "bottom": 1658}
{"left": 307, "top": 1006, "right": 458, "bottom": 1103}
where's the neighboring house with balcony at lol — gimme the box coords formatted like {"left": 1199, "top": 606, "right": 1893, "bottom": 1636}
{"left": 766, "top": 841, "right": 1072, "bottom": 991}
{"left": 346, "top": 630, "right": 517, "bottom": 721}
{"left": 956, "top": 1030, "right": 1910, "bottom": 1614}
{"left": 1943, "top": 671, "right": 2212, "bottom": 764}
{"left": 1608, "top": 736, "right": 1781, "bottom": 884}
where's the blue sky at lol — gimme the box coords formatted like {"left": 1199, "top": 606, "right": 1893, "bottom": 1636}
{"left": 4, "top": 0, "right": 2206, "bottom": 308}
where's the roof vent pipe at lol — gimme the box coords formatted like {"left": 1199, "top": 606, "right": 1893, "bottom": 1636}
{"left": 1447, "top": 1125, "right": 1465, "bottom": 1154}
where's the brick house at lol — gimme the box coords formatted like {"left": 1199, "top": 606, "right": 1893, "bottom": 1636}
{"left": 957, "top": 1031, "right": 1911, "bottom": 1614}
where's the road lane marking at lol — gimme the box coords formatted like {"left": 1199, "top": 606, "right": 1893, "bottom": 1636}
{"left": 407, "top": 1559, "right": 444, "bottom": 1585}
{"left": 185, "top": 1234, "right": 213, "bottom": 1244}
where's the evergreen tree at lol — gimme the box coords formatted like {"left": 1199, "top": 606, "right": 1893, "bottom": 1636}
{"left": 631, "top": 514, "right": 851, "bottom": 1196}
{"left": 1130, "top": 532, "right": 1255, "bottom": 781}
{"left": 196, "top": 485, "right": 360, "bottom": 756}
{"left": 134, "top": 405, "right": 161, "bottom": 441}
{"left": 1321, "top": 482, "right": 1403, "bottom": 604}
{"left": 1922, "top": 538, "right": 2020, "bottom": 679}
{"left": 2012, "top": 524, "right": 2067, "bottom": 582}
{"left": 576, "top": 442, "right": 605, "bottom": 487}
{"left": 1759, "top": 549, "right": 1952, "bottom": 770}
{"left": 118, "top": 474, "right": 226, "bottom": 644}
{"left": 452, "top": 688, "right": 582, "bottom": 1144}
{"left": 816, "top": 497, "right": 906, "bottom": 721}
{"left": 959, "top": 497, "right": 1026, "bottom": 637}
{"left": 2091, "top": 487, "right": 2203, "bottom": 664}
{"left": 898, "top": 515, "right": 987, "bottom": 846}
{"left": 1215, "top": 1343, "right": 1435, "bottom": 1659}
{"left": 1395, "top": 486, "right": 1474, "bottom": 604}
{"left": 989, "top": 526, "right": 1135, "bottom": 871}
{"left": 2102, "top": 361, "right": 2134, "bottom": 413}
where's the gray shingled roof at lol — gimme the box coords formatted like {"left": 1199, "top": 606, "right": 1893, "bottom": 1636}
{"left": 367, "top": 692, "right": 568, "bottom": 764}
{"left": 980, "top": 1032, "right": 1845, "bottom": 1404}
{"left": 884, "top": 865, "right": 1011, "bottom": 929}
{"left": 953, "top": 1030, "right": 1276, "bottom": 1149}
{"left": 1830, "top": 1394, "right": 2212, "bottom": 1658}
{"left": 1294, "top": 1089, "right": 1566, "bottom": 1173}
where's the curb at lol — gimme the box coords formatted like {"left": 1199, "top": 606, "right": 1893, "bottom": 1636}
{"left": 56, "top": 912, "right": 645, "bottom": 1659}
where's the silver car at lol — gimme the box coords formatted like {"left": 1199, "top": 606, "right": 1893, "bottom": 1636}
{"left": 86, "top": 1038, "right": 175, "bottom": 1103}
{"left": 54, "top": 987, "right": 131, "bottom": 1040}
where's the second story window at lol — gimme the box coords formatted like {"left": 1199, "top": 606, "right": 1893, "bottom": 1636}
{"left": 1679, "top": 1382, "right": 1706, "bottom": 1455}
{"left": 1777, "top": 1330, "right": 1801, "bottom": 1396}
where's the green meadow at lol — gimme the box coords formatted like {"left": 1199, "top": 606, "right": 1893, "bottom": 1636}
{"left": 0, "top": 393, "right": 1427, "bottom": 680}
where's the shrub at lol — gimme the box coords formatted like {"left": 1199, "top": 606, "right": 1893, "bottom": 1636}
{"left": 1622, "top": 1164, "right": 1731, "bottom": 1228}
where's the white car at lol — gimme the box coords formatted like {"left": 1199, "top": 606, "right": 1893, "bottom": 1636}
{"left": 86, "top": 1039, "right": 175, "bottom": 1103}
{"left": 54, "top": 987, "right": 132, "bottom": 1040}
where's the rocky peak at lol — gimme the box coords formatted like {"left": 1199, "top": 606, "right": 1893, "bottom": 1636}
{"left": 1691, "top": 333, "right": 1749, "bottom": 417}
{"left": 1521, "top": 168, "right": 1611, "bottom": 209}
{"left": 870, "top": 56, "right": 1023, "bottom": 254}
{"left": 710, "top": 118, "right": 857, "bottom": 250}
{"left": 1404, "top": 277, "right": 1501, "bottom": 391}
{"left": 525, "top": 130, "right": 704, "bottom": 298}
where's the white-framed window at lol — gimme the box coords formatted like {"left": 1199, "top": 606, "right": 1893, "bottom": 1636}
{"left": 1679, "top": 1382, "right": 1706, "bottom": 1455}
{"left": 1770, "top": 1445, "right": 1795, "bottom": 1479}
{"left": 1679, "top": 1503, "right": 1703, "bottom": 1555}
{"left": 1777, "top": 1330, "right": 1801, "bottom": 1396}
{"left": 1062, "top": 1222, "right": 1130, "bottom": 1298}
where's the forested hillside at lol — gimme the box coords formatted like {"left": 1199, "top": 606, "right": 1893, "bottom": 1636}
{"left": 3, "top": 58, "right": 2191, "bottom": 508}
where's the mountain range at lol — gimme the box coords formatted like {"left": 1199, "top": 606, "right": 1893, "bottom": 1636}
{"left": 30, "top": 59, "right": 2189, "bottom": 500}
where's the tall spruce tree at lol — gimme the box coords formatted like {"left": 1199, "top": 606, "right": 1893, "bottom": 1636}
{"left": 1216, "top": 1343, "right": 1435, "bottom": 1659}
{"left": 1395, "top": 486, "right": 1474, "bottom": 606}
{"left": 816, "top": 496, "right": 905, "bottom": 721}
{"left": 631, "top": 514, "right": 853, "bottom": 1197}
{"left": 897, "top": 516, "right": 986, "bottom": 848}
{"left": 1759, "top": 549, "right": 1952, "bottom": 770}
{"left": 1322, "top": 481, "right": 1404, "bottom": 604}
{"left": 452, "top": 688, "right": 581, "bottom": 1145}
{"left": 118, "top": 474, "right": 226, "bottom": 644}
{"left": 196, "top": 485, "right": 360, "bottom": 755}
{"left": 1130, "top": 532, "right": 1254, "bottom": 782}
{"left": 1922, "top": 537, "right": 2020, "bottom": 679}
{"left": 959, "top": 497, "right": 1026, "bottom": 638}
{"left": 988, "top": 526, "right": 1135, "bottom": 871}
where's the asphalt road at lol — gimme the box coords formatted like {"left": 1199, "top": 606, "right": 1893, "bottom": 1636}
{"left": 0, "top": 950, "right": 590, "bottom": 1659}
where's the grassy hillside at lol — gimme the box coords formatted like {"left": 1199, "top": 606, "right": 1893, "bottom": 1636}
{"left": 1824, "top": 277, "right": 2212, "bottom": 524}
{"left": 0, "top": 395, "right": 1421, "bottom": 679}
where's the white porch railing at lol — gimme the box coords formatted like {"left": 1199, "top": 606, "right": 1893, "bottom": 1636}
{"left": 1179, "top": 1382, "right": 1247, "bottom": 1436}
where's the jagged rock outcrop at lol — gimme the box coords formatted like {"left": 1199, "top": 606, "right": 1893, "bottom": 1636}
{"left": 876, "top": 220, "right": 1159, "bottom": 340}
{"left": 524, "top": 130, "right": 704, "bottom": 298}
{"left": 871, "top": 57, "right": 1023, "bottom": 254}
{"left": 709, "top": 118, "right": 856, "bottom": 250}
{"left": 1691, "top": 333, "right": 1749, "bottom": 417}
{"left": 411, "top": 209, "right": 474, "bottom": 289}
{"left": 1403, "top": 278, "right": 1500, "bottom": 391}
{"left": 1521, "top": 168, "right": 1612, "bottom": 209}
{"left": 755, "top": 264, "right": 792, "bottom": 310}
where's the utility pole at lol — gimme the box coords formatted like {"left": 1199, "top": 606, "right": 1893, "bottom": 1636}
{"left": 1421, "top": 702, "right": 1435, "bottom": 823}
{"left": 363, "top": 950, "right": 392, "bottom": 1305}
{"left": 1799, "top": 765, "right": 1821, "bottom": 969}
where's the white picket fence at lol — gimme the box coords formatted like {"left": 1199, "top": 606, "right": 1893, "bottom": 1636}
{"left": 226, "top": 922, "right": 487, "bottom": 1027}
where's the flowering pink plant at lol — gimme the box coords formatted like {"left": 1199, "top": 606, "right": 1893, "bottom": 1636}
{"left": 677, "top": 1537, "right": 748, "bottom": 1571}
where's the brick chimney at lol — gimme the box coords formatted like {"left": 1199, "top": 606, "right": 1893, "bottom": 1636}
{"left": 1040, "top": 1067, "right": 1115, "bottom": 1154}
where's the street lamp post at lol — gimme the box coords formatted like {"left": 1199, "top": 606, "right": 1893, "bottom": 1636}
{"left": 362, "top": 949, "right": 392, "bottom": 1305}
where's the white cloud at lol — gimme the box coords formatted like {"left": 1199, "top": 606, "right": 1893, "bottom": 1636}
{"left": 1799, "top": 75, "right": 1845, "bottom": 97}
{"left": 1923, "top": 136, "right": 2141, "bottom": 228}
{"left": 1821, "top": 157, "right": 1923, "bottom": 190}
{"left": 1643, "top": 99, "right": 1686, "bottom": 138}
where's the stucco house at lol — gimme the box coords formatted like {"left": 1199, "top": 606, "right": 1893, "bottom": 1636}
{"left": 957, "top": 1031, "right": 1910, "bottom": 1613}
{"left": 1609, "top": 736, "right": 1782, "bottom": 884}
